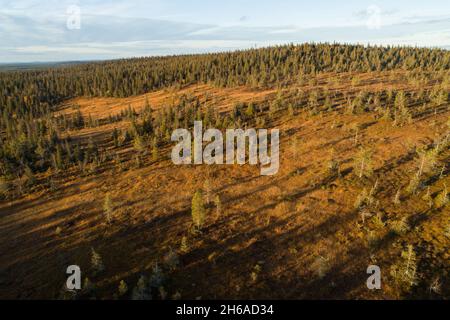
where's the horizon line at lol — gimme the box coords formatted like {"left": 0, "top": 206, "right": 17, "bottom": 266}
{"left": 1, "top": 41, "right": 449, "bottom": 66}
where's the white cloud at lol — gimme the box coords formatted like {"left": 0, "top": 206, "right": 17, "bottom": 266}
{"left": 13, "top": 44, "right": 115, "bottom": 55}
{"left": 0, "top": 4, "right": 449, "bottom": 62}
{"left": 269, "top": 28, "right": 300, "bottom": 34}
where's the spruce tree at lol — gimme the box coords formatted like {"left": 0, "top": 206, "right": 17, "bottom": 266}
{"left": 354, "top": 148, "right": 374, "bottom": 178}
{"left": 191, "top": 190, "right": 206, "bottom": 230}
{"left": 103, "top": 193, "right": 113, "bottom": 223}
{"left": 91, "top": 248, "right": 104, "bottom": 274}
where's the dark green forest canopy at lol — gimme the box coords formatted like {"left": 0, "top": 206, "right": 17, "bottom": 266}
{"left": 0, "top": 43, "right": 449, "bottom": 193}
{"left": 1, "top": 43, "right": 449, "bottom": 117}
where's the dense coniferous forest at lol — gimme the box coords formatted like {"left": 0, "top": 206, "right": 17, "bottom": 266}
{"left": 1, "top": 44, "right": 449, "bottom": 118}
{"left": 1, "top": 44, "right": 449, "bottom": 195}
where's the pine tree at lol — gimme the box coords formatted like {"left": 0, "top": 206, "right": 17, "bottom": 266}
{"left": 112, "top": 128, "right": 120, "bottom": 148}
{"left": 81, "top": 277, "right": 94, "bottom": 296}
{"left": 417, "top": 148, "right": 438, "bottom": 176}
{"left": 131, "top": 275, "right": 151, "bottom": 300}
{"left": 118, "top": 280, "right": 128, "bottom": 297}
{"left": 87, "top": 137, "right": 97, "bottom": 160}
{"left": 0, "top": 176, "right": 10, "bottom": 199}
{"left": 287, "top": 103, "right": 295, "bottom": 117}
{"left": 394, "top": 91, "right": 406, "bottom": 110}
{"left": 324, "top": 96, "right": 332, "bottom": 111}
{"left": 23, "top": 165, "right": 36, "bottom": 188}
{"left": 406, "top": 174, "right": 422, "bottom": 195}
{"left": 214, "top": 194, "right": 222, "bottom": 217}
{"left": 308, "top": 91, "right": 319, "bottom": 111}
{"left": 393, "top": 91, "right": 412, "bottom": 127}
{"left": 390, "top": 245, "right": 418, "bottom": 293}
{"left": 245, "top": 102, "right": 255, "bottom": 118}
{"left": 149, "top": 263, "right": 164, "bottom": 288}
{"left": 422, "top": 186, "right": 433, "bottom": 208}
{"left": 434, "top": 184, "right": 448, "bottom": 208}
{"left": 432, "top": 89, "right": 447, "bottom": 107}
{"left": 151, "top": 138, "right": 158, "bottom": 161}
{"left": 55, "top": 144, "right": 64, "bottom": 170}
{"left": 191, "top": 190, "right": 206, "bottom": 230}
{"left": 103, "top": 193, "right": 113, "bottom": 223}
{"left": 393, "top": 188, "right": 401, "bottom": 205}
{"left": 204, "top": 178, "right": 212, "bottom": 204}
{"left": 163, "top": 248, "right": 180, "bottom": 271}
{"left": 134, "top": 154, "right": 142, "bottom": 168}
{"left": 91, "top": 248, "right": 104, "bottom": 274}
{"left": 133, "top": 135, "right": 146, "bottom": 153}
{"left": 180, "top": 236, "right": 189, "bottom": 253}
{"left": 354, "top": 148, "right": 373, "bottom": 178}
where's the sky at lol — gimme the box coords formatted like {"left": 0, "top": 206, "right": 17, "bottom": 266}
{"left": 1, "top": 0, "right": 450, "bottom": 62}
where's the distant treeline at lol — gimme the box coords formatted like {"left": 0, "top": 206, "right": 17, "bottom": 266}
{"left": 1, "top": 43, "right": 449, "bottom": 118}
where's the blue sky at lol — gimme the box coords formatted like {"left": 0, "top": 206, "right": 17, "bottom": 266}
{"left": 1, "top": 0, "right": 450, "bottom": 62}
